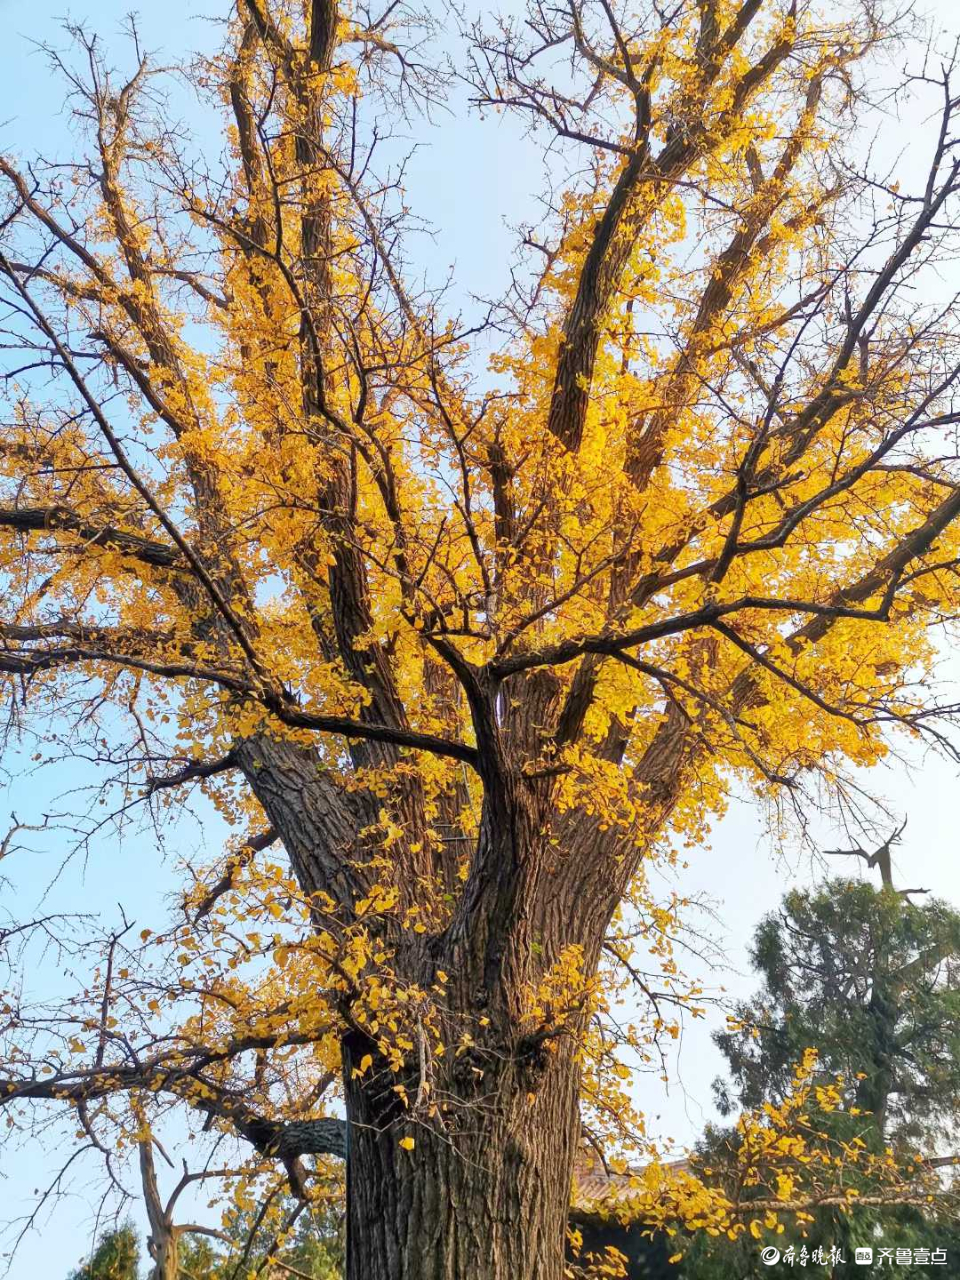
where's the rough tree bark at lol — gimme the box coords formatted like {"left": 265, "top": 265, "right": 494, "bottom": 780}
{"left": 243, "top": 665, "right": 607, "bottom": 1280}
{"left": 342, "top": 1032, "right": 582, "bottom": 1280}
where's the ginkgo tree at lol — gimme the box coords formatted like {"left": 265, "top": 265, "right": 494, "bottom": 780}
{"left": 3, "top": 0, "right": 960, "bottom": 1277}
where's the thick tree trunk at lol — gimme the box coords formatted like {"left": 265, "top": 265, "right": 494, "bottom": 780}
{"left": 341, "top": 1034, "right": 582, "bottom": 1280}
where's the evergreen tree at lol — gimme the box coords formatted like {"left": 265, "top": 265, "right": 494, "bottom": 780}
{"left": 683, "top": 879, "right": 960, "bottom": 1278}
{"left": 178, "top": 1198, "right": 343, "bottom": 1279}
{"left": 68, "top": 1224, "right": 140, "bottom": 1280}
{"left": 715, "top": 879, "right": 960, "bottom": 1149}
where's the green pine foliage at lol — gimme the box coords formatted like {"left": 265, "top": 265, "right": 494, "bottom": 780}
{"left": 681, "top": 879, "right": 960, "bottom": 1279}
{"left": 68, "top": 1225, "right": 140, "bottom": 1280}
{"left": 177, "top": 1199, "right": 343, "bottom": 1279}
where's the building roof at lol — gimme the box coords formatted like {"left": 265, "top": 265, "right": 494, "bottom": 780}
{"left": 572, "top": 1155, "right": 693, "bottom": 1213}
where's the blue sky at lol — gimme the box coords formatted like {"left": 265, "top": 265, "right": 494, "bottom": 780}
{"left": 2, "top": 0, "right": 960, "bottom": 1273}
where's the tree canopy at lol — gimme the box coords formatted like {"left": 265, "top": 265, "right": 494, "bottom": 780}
{"left": 715, "top": 877, "right": 960, "bottom": 1147}
{"left": 68, "top": 1224, "right": 140, "bottom": 1280}
{"left": 3, "top": 1, "right": 960, "bottom": 1277}
{"left": 683, "top": 876, "right": 960, "bottom": 1277}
